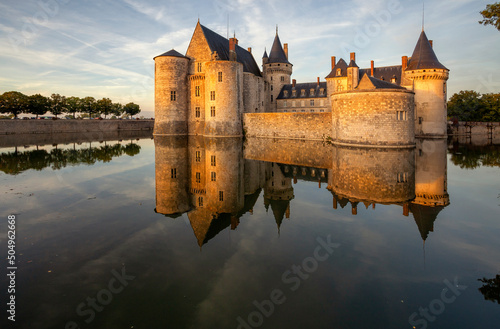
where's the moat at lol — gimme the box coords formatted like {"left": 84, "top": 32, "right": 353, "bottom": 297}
{"left": 1, "top": 133, "right": 499, "bottom": 329}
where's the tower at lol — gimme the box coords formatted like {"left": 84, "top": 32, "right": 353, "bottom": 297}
{"left": 346, "top": 52, "right": 359, "bottom": 90}
{"left": 153, "top": 49, "right": 189, "bottom": 135}
{"left": 404, "top": 31, "right": 449, "bottom": 137}
{"left": 263, "top": 28, "right": 292, "bottom": 112}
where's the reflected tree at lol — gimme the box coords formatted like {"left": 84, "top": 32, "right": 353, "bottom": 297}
{"left": 478, "top": 274, "right": 500, "bottom": 304}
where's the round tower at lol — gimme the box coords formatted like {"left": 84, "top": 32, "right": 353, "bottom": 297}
{"left": 263, "top": 30, "right": 292, "bottom": 112}
{"left": 404, "top": 31, "right": 449, "bottom": 137}
{"left": 154, "top": 49, "right": 189, "bottom": 135}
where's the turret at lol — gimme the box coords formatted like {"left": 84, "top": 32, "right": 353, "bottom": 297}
{"left": 263, "top": 28, "right": 293, "bottom": 112}
{"left": 347, "top": 52, "right": 359, "bottom": 90}
{"left": 153, "top": 49, "right": 189, "bottom": 135}
{"left": 404, "top": 31, "right": 449, "bottom": 137}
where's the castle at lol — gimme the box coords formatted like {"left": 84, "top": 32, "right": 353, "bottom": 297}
{"left": 154, "top": 21, "right": 449, "bottom": 146}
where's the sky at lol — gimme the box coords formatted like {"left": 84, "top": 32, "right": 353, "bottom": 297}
{"left": 0, "top": 0, "right": 499, "bottom": 118}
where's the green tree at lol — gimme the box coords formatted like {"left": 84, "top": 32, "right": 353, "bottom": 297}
{"left": 81, "top": 96, "right": 97, "bottom": 118}
{"left": 50, "top": 93, "right": 66, "bottom": 118}
{"left": 97, "top": 97, "right": 113, "bottom": 119}
{"left": 66, "top": 96, "right": 81, "bottom": 119}
{"left": 479, "top": 2, "right": 500, "bottom": 31}
{"left": 480, "top": 93, "right": 500, "bottom": 122}
{"left": 447, "top": 90, "right": 483, "bottom": 121}
{"left": 111, "top": 102, "right": 123, "bottom": 118}
{"left": 123, "top": 102, "right": 140, "bottom": 119}
{"left": 0, "top": 91, "right": 29, "bottom": 118}
{"left": 29, "top": 94, "right": 50, "bottom": 119}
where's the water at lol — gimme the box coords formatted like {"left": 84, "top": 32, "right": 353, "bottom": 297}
{"left": 1, "top": 133, "right": 499, "bottom": 329}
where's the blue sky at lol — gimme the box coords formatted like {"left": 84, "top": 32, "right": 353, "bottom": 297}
{"left": 0, "top": 0, "right": 499, "bottom": 117}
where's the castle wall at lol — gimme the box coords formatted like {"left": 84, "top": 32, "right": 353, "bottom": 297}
{"left": 331, "top": 89, "right": 415, "bottom": 147}
{"left": 243, "top": 112, "right": 331, "bottom": 141}
{"left": 204, "top": 61, "right": 243, "bottom": 136}
{"left": 243, "top": 73, "right": 265, "bottom": 113}
{"left": 188, "top": 75, "right": 206, "bottom": 135}
{"left": 154, "top": 56, "right": 189, "bottom": 135}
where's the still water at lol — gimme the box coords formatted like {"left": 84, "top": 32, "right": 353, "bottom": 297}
{"left": 0, "top": 133, "right": 499, "bottom": 329}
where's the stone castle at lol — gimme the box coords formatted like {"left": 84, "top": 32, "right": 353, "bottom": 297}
{"left": 154, "top": 21, "right": 449, "bottom": 147}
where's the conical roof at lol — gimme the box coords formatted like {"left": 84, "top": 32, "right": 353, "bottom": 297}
{"left": 268, "top": 33, "right": 291, "bottom": 64}
{"left": 406, "top": 31, "right": 448, "bottom": 71}
{"left": 263, "top": 49, "right": 268, "bottom": 59}
{"left": 153, "top": 49, "right": 186, "bottom": 59}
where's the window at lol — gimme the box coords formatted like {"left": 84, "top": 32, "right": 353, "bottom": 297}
{"left": 197, "top": 62, "right": 202, "bottom": 72}
{"left": 271, "top": 85, "right": 273, "bottom": 91}
{"left": 320, "top": 109, "right": 324, "bottom": 112}
{"left": 397, "top": 172, "right": 408, "bottom": 183}
{"left": 283, "top": 100, "right": 287, "bottom": 107}
{"left": 195, "top": 107, "right": 201, "bottom": 118}
{"left": 195, "top": 151, "right": 201, "bottom": 162}
{"left": 336, "top": 84, "right": 344, "bottom": 92}
{"left": 211, "top": 155, "right": 216, "bottom": 166}
{"left": 311, "top": 109, "right": 315, "bottom": 113}
{"left": 210, "top": 91, "right": 215, "bottom": 101}
{"left": 337, "top": 69, "right": 341, "bottom": 76}
{"left": 292, "top": 101, "right": 296, "bottom": 107}
{"left": 292, "top": 90, "right": 296, "bottom": 97}
{"left": 171, "top": 168, "right": 177, "bottom": 178}
{"left": 320, "top": 88, "right": 325, "bottom": 95}
{"left": 301, "top": 109, "right": 305, "bottom": 112}
{"left": 284, "top": 90, "right": 288, "bottom": 97}
{"left": 301, "top": 100, "right": 305, "bottom": 107}
{"left": 218, "top": 72, "right": 222, "bottom": 82}
{"left": 196, "top": 172, "right": 201, "bottom": 183}
{"left": 271, "top": 95, "right": 273, "bottom": 103}
{"left": 301, "top": 90, "right": 305, "bottom": 96}
{"left": 170, "top": 91, "right": 176, "bottom": 101}
{"left": 195, "top": 86, "right": 200, "bottom": 97}
{"left": 282, "top": 180, "right": 286, "bottom": 186}
{"left": 310, "top": 100, "right": 314, "bottom": 106}
{"left": 211, "top": 172, "right": 216, "bottom": 181}
{"left": 281, "top": 76, "right": 284, "bottom": 82}
{"left": 219, "top": 191, "right": 224, "bottom": 201}
{"left": 211, "top": 106, "right": 216, "bottom": 117}
{"left": 198, "top": 196, "right": 203, "bottom": 207}
{"left": 310, "top": 89, "right": 315, "bottom": 96}
{"left": 397, "top": 111, "right": 407, "bottom": 121}
{"left": 284, "top": 110, "right": 287, "bottom": 112}
{"left": 320, "top": 100, "right": 324, "bottom": 106}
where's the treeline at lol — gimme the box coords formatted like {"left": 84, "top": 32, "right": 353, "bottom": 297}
{"left": 0, "top": 91, "right": 141, "bottom": 119}
{"left": 448, "top": 91, "right": 500, "bottom": 122}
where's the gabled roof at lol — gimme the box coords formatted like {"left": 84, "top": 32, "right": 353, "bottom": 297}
{"left": 406, "top": 31, "right": 448, "bottom": 71}
{"left": 359, "top": 65, "right": 403, "bottom": 86}
{"left": 356, "top": 73, "right": 406, "bottom": 90}
{"left": 325, "top": 58, "right": 348, "bottom": 78}
{"left": 198, "top": 23, "right": 262, "bottom": 77}
{"left": 153, "top": 49, "right": 186, "bottom": 59}
{"left": 268, "top": 33, "right": 291, "bottom": 64}
{"left": 277, "top": 82, "right": 328, "bottom": 99}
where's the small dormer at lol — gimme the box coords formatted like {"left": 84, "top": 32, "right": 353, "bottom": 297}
{"left": 310, "top": 88, "right": 315, "bottom": 96}
{"left": 300, "top": 89, "right": 306, "bottom": 97}
{"left": 284, "top": 90, "right": 289, "bottom": 97}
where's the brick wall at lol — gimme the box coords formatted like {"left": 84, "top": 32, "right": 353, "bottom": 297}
{"left": 243, "top": 112, "right": 331, "bottom": 140}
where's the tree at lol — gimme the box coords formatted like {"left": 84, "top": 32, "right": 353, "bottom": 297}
{"left": 0, "top": 91, "right": 29, "bottom": 118}
{"left": 96, "top": 97, "right": 113, "bottom": 119}
{"left": 123, "top": 102, "right": 140, "bottom": 119}
{"left": 480, "top": 93, "right": 500, "bottom": 122}
{"left": 447, "top": 90, "right": 483, "bottom": 121}
{"left": 111, "top": 102, "right": 123, "bottom": 118}
{"left": 50, "top": 93, "right": 66, "bottom": 118}
{"left": 81, "top": 96, "right": 97, "bottom": 118}
{"left": 29, "top": 94, "right": 50, "bottom": 119}
{"left": 66, "top": 96, "right": 81, "bottom": 119}
{"left": 479, "top": 2, "right": 500, "bottom": 31}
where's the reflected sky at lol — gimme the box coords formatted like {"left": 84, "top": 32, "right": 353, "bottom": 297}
{"left": 0, "top": 136, "right": 499, "bottom": 329}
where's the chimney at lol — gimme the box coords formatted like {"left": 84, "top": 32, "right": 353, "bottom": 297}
{"left": 292, "top": 79, "right": 296, "bottom": 87}
{"left": 371, "top": 60, "right": 374, "bottom": 76}
{"left": 402, "top": 56, "right": 408, "bottom": 71}
{"left": 352, "top": 204, "right": 357, "bottom": 215}
{"left": 229, "top": 37, "right": 238, "bottom": 61}
{"left": 429, "top": 40, "right": 433, "bottom": 48}
{"left": 403, "top": 203, "right": 409, "bottom": 217}
{"left": 317, "top": 77, "right": 320, "bottom": 86}
{"left": 350, "top": 52, "right": 356, "bottom": 62}
{"left": 247, "top": 47, "right": 252, "bottom": 54}
{"left": 331, "top": 56, "right": 336, "bottom": 70}
{"left": 284, "top": 43, "right": 288, "bottom": 60}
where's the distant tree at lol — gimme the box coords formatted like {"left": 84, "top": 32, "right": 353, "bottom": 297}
{"left": 448, "top": 90, "right": 483, "bottom": 121}
{"left": 28, "top": 94, "right": 50, "bottom": 119}
{"left": 50, "top": 93, "right": 66, "bottom": 118}
{"left": 0, "top": 91, "right": 29, "bottom": 118}
{"left": 97, "top": 97, "right": 113, "bottom": 119}
{"left": 81, "top": 96, "right": 97, "bottom": 118}
{"left": 111, "top": 102, "right": 123, "bottom": 118}
{"left": 123, "top": 102, "right": 140, "bottom": 119}
{"left": 66, "top": 96, "right": 81, "bottom": 119}
{"left": 480, "top": 93, "right": 500, "bottom": 122}
{"left": 479, "top": 2, "right": 500, "bottom": 31}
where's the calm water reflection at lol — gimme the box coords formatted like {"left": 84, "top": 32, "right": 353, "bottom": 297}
{"left": 0, "top": 133, "right": 499, "bottom": 329}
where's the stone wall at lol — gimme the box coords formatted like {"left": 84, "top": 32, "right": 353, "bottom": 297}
{"left": 332, "top": 89, "right": 415, "bottom": 147}
{"left": 243, "top": 112, "right": 331, "bottom": 141}
{"left": 0, "top": 119, "right": 153, "bottom": 135}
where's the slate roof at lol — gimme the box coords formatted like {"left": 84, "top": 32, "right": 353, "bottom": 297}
{"left": 263, "top": 49, "right": 268, "bottom": 59}
{"left": 348, "top": 59, "right": 359, "bottom": 68}
{"left": 268, "top": 33, "right": 291, "bottom": 64}
{"left": 277, "top": 82, "right": 328, "bottom": 99}
{"left": 406, "top": 31, "right": 448, "bottom": 71}
{"left": 153, "top": 49, "right": 186, "bottom": 59}
{"left": 359, "top": 65, "right": 402, "bottom": 85}
{"left": 356, "top": 73, "right": 406, "bottom": 90}
{"left": 325, "top": 58, "right": 348, "bottom": 78}
{"left": 199, "top": 24, "right": 262, "bottom": 77}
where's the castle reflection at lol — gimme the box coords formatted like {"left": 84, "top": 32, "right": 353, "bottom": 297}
{"left": 155, "top": 137, "right": 449, "bottom": 246}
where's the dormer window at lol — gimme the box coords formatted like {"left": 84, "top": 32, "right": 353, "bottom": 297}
{"left": 300, "top": 90, "right": 305, "bottom": 97}
{"left": 292, "top": 90, "right": 297, "bottom": 97}
{"left": 336, "top": 69, "right": 341, "bottom": 76}
{"left": 320, "top": 88, "right": 325, "bottom": 95}
{"left": 284, "top": 90, "right": 289, "bottom": 97}
{"left": 310, "top": 89, "right": 315, "bottom": 96}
